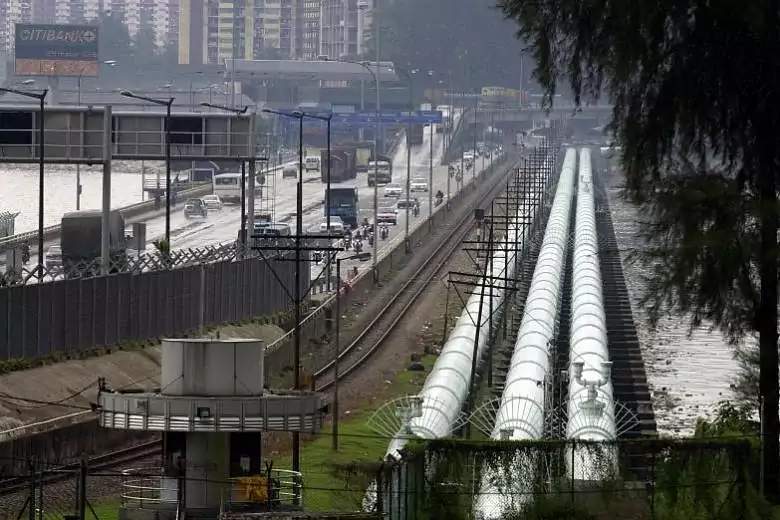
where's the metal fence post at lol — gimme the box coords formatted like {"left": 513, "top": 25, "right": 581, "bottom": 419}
{"left": 78, "top": 457, "right": 87, "bottom": 520}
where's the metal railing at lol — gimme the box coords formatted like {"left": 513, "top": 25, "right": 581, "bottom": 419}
{"left": 120, "top": 467, "right": 304, "bottom": 511}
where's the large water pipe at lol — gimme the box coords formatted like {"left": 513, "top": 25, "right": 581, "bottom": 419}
{"left": 565, "top": 147, "right": 617, "bottom": 480}
{"left": 378, "top": 155, "right": 557, "bottom": 461}
{"left": 474, "top": 147, "right": 577, "bottom": 519}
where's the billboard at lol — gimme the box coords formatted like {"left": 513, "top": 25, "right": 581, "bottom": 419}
{"left": 14, "top": 24, "right": 99, "bottom": 77}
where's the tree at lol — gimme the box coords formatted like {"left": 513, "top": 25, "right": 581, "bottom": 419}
{"left": 99, "top": 12, "right": 134, "bottom": 63}
{"left": 133, "top": 22, "right": 159, "bottom": 67}
{"left": 499, "top": 0, "right": 780, "bottom": 501}
{"left": 364, "top": 0, "right": 528, "bottom": 92}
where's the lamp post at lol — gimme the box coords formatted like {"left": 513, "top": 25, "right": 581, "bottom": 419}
{"left": 304, "top": 112, "right": 334, "bottom": 290}
{"left": 334, "top": 59, "right": 380, "bottom": 277}
{"left": 395, "top": 67, "right": 416, "bottom": 252}
{"left": 332, "top": 251, "right": 372, "bottom": 450}
{"left": 200, "top": 102, "right": 249, "bottom": 243}
{"left": 74, "top": 60, "right": 117, "bottom": 211}
{"left": 262, "top": 107, "right": 305, "bottom": 475}
{"left": 120, "top": 90, "right": 175, "bottom": 246}
{"left": 0, "top": 83, "right": 48, "bottom": 278}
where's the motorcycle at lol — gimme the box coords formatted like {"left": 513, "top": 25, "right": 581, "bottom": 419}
{"left": 354, "top": 240, "right": 363, "bottom": 254}
{"left": 435, "top": 196, "right": 443, "bottom": 207}
{"left": 380, "top": 225, "right": 389, "bottom": 240}
{"left": 413, "top": 205, "right": 420, "bottom": 217}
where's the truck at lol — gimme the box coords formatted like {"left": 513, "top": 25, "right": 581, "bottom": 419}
{"left": 367, "top": 155, "right": 393, "bottom": 186}
{"left": 321, "top": 146, "right": 357, "bottom": 183}
{"left": 60, "top": 210, "right": 128, "bottom": 277}
{"left": 408, "top": 124, "right": 425, "bottom": 146}
{"left": 325, "top": 183, "right": 360, "bottom": 228}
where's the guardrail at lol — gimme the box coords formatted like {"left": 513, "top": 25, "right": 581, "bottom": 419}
{"left": 264, "top": 152, "right": 517, "bottom": 377}
{"left": 0, "top": 161, "right": 296, "bottom": 253}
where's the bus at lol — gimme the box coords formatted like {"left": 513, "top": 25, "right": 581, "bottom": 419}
{"left": 213, "top": 172, "right": 262, "bottom": 204}
{"left": 325, "top": 183, "right": 360, "bottom": 228}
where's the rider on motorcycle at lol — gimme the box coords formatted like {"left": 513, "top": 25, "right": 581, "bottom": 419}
{"left": 435, "top": 190, "right": 444, "bottom": 200}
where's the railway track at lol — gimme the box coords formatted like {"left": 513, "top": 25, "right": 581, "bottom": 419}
{"left": 313, "top": 160, "right": 519, "bottom": 392}
{"left": 0, "top": 439, "right": 161, "bottom": 496}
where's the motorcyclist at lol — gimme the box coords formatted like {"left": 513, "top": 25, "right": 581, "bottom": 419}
{"left": 380, "top": 224, "right": 389, "bottom": 239}
{"left": 435, "top": 190, "right": 444, "bottom": 201}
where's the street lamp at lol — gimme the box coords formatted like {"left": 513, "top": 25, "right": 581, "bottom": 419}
{"left": 303, "top": 112, "right": 334, "bottom": 290}
{"left": 0, "top": 83, "right": 48, "bottom": 278}
{"left": 394, "top": 67, "right": 416, "bottom": 253}
{"left": 74, "top": 60, "right": 117, "bottom": 211}
{"left": 120, "top": 90, "right": 175, "bottom": 246}
{"left": 200, "top": 102, "right": 249, "bottom": 244}
{"left": 261, "top": 107, "right": 305, "bottom": 475}
{"left": 332, "top": 251, "right": 372, "bottom": 450}
{"left": 333, "top": 59, "right": 380, "bottom": 277}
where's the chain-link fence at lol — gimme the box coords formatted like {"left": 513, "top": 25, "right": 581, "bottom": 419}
{"left": 0, "top": 244, "right": 304, "bottom": 360}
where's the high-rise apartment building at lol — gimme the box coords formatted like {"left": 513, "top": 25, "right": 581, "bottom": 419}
{"left": 298, "top": 0, "right": 319, "bottom": 60}
{"left": 175, "top": 0, "right": 301, "bottom": 65}
{"left": 319, "top": 0, "right": 372, "bottom": 60}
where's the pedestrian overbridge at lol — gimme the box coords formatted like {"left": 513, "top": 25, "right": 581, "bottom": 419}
{"left": 472, "top": 103, "right": 613, "bottom": 124}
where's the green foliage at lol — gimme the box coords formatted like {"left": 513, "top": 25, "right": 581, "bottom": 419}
{"left": 394, "top": 438, "right": 761, "bottom": 520}
{"left": 99, "top": 12, "right": 175, "bottom": 69}
{"left": 365, "top": 0, "right": 527, "bottom": 92}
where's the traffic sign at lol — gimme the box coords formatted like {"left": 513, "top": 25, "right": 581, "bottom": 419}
{"left": 274, "top": 109, "right": 443, "bottom": 125}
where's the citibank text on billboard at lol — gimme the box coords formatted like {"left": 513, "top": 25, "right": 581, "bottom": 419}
{"left": 14, "top": 24, "right": 99, "bottom": 77}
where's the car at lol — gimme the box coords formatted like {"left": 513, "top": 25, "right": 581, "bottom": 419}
{"left": 183, "top": 198, "right": 208, "bottom": 219}
{"left": 320, "top": 217, "right": 345, "bottom": 233}
{"left": 44, "top": 245, "right": 62, "bottom": 270}
{"left": 410, "top": 178, "right": 428, "bottom": 192}
{"left": 396, "top": 198, "right": 418, "bottom": 210}
{"left": 282, "top": 165, "right": 298, "bottom": 179}
{"left": 384, "top": 183, "right": 403, "bottom": 197}
{"left": 376, "top": 206, "right": 398, "bottom": 225}
{"left": 202, "top": 194, "right": 223, "bottom": 211}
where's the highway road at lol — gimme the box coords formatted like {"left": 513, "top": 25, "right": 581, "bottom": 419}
{"left": 16, "top": 109, "right": 510, "bottom": 292}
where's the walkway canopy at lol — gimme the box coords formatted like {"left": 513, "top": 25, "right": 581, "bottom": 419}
{"left": 225, "top": 59, "right": 399, "bottom": 83}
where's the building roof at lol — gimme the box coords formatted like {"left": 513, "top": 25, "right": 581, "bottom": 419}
{"left": 227, "top": 59, "right": 399, "bottom": 82}
{"left": 0, "top": 87, "right": 256, "bottom": 111}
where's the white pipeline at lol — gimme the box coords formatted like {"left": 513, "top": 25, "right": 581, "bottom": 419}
{"left": 565, "top": 147, "right": 617, "bottom": 480}
{"left": 382, "top": 157, "right": 553, "bottom": 460}
{"left": 474, "top": 147, "right": 578, "bottom": 519}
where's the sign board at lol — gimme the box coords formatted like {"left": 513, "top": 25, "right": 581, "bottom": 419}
{"left": 14, "top": 24, "right": 99, "bottom": 77}
{"left": 448, "top": 92, "right": 482, "bottom": 99}
{"left": 275, "top": 109, "right": 443, "bottom": 125}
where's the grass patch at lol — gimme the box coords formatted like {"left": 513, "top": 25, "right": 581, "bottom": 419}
{"left": 276, "top": 355, "right": 438, "bottom": 513}
{"left": 86, "top": 499, "right": 121, "bottom": 520}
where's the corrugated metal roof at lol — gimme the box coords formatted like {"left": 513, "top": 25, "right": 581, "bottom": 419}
{"left": 226, "top": 59, "right": 398, "bottom": 82}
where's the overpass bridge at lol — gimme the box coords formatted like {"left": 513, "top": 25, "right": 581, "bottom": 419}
{"left": 473, "top": 103, "right": 614, "bottom": 124}
{"left": 444, "top": 104, "right": 614, "bottom": 162}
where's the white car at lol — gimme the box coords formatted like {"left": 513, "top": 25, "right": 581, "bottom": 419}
{"left": 320, "top": 216, "right": 345, "bottom": 233}
{"left": 384, "top": 184, "right": 403, "bottom": 197}
{"left": 202, "top": 194, "right": 223, "bottom": 211}
{"left": 410, "top": 178, "right": 428, "bottom": 192}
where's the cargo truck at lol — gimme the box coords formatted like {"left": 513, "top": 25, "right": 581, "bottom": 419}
{"left": 60, "top": 210, "right": 128, "bottom": 277}
{"left": 408, "top": 124, "right": 425, "bottom": 146}
{"left": 321, "top": 146, "right": 357, "bottom": 183}
{"left": 367, "top": 155, "right": 393, "bottom": 186}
